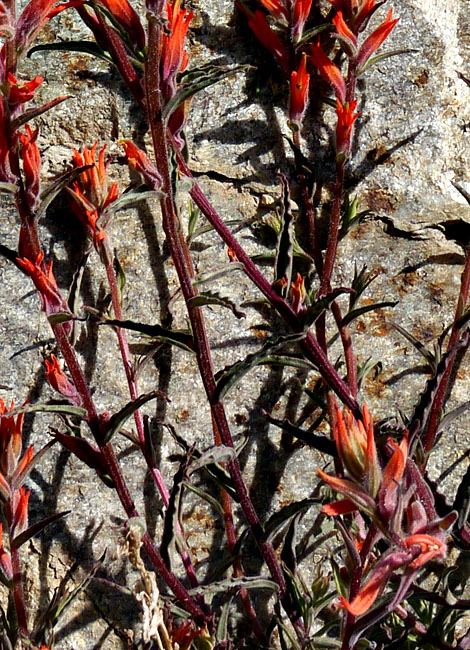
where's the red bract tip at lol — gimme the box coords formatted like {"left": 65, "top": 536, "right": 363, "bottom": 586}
{"left": 292, "top": 0, "right": 313, "bottom": 42}
{"left": 121, "top": 140, "right": 162, "bottom": 190}
{"left": 289, "top": 54, "right": 310, "bottom": 125}
{"left": 357, "top": 9, "right": 399, "bottom": 68}
{"left": 16, "top": 0, "right": 78, "bottom": 53}
{"left": 12, "top": 486, "right": 30, "bottom": 536}
{"left": 19, "top": 125, "right": 41, "bottom": 212}
{"left": 45, "top": 354, "right": 82, "bottom": 406}
{"left": 240, "top": 6, "right": 289, "bottom": 76}
{"left": 161, "top": 0, "right": 194, "bottom": 98}
{"left": 335, "top": 98, "right": 361, "bottom": 158}
{"left": 98, "top": 0, "right": 146, "bottom": 51}
{"left": 333, "top": 10, "right": 357, "bottom": 53}
{"left": 7, "top": 73, "right": 43, "bottom": 106}
{"left": 260, "top": 0, "right": 288, "bottom": 21}
{"left": 309, "top": 39, "right": 346, "bottom": 103}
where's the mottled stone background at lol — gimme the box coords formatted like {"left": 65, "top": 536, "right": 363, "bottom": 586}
{"left": 1, "top": 0, "right": 470, "bottom": 646}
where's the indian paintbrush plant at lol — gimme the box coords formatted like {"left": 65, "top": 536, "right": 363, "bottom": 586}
{"left": 0, "top": 0, "right": 467, "bottom": 648}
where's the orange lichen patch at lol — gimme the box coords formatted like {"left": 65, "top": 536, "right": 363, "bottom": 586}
{"left": 362, "top": 187, "right": 397, "bottom": 213}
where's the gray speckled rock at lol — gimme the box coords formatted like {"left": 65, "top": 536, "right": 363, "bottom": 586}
{"left": 1, "top": 0, "right": 470, "bottom": 646}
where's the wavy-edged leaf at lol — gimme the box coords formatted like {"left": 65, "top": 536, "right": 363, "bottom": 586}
{"left": 36, "top": 164, "right": 94, "bottom": 220}
{"left": 0, "top": 402, "right": 87, "bottom": 420}
{"left": 161, "top": 451, "right": 190, "bottom": 570}
{"left": 341, "top": 301, "right": 397, "bottom": 327}
{"left": 214, "top": 332, "right": 308, "bottom": 401}
{"left": 100, "top": 186, "right": 157, "bottom": 222}
{"left": 189, "top": 445, "right": 237, "bottom": 474}
{"left": 95, "top": 316, "right": 195, "bottom": 353}
{"left": 103, "top": 390, "right": 166, "bottom": 444}
{"left": 183, "top": 482, "right": 224, "bottom": 518}
{"left": 263, "top": 498, "right": 318, "bottom": 543}
{"left": 12, "top": 95, "right": 71, "bottom": 130}
{"left": 437, "top": 400, "right": 470, "bottom": 435}
{"left": 188, "top": 291, "right": 245, "bottom": 319}
{"left": 12, "top": 511, "right": 69, "bottom": 549}
{"left": 164, "top": 64, "right": 250, "bottom": 121}
{"left": 193, "top": 262, "right": 245, "bottom": 287}
{"left": 273, "top": 173, "right": 294, "bottom": 295}
{"left": 28, "top": 40, "right": 113, "bottom": 64}
{"left": 188, "top": 575, "right": 278, "bottom": 597}
{"left": 216, "top": 595, "right": 234, "bottom": 644}
{"left": 296, "top": 22, "right": 331, "bottom": 46}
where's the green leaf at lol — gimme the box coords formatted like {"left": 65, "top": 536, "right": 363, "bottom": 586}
{"left": 100, "top": 186, "right": 157, "bottom": 221}
{"left": 188, "top": 576, "right": 278, "bottom": 598}
{"left": 216, "top": 595, "right": 234, "bottom": 644}
{"left": 183, "top": 482, "right": 224, "bottom": 518}
{"left": 263, "top": 498, "right": 317, "bottom": 543}
{"left": 304, "top": 288, "right": 353, "bottom": 327}
{"left": 389, "top": 320, "right": 437, "bottom": 370}
{"left": 163, "top": 64, "right": 250, "bottom": 122}
{"left": 0, "top": 402, "right": 87, "bottom": 420}
{"left": 341, "top": 301, "right": 397, "bottom": 327}
{"left": 214, "top": 332, "right": 308, "bottom": 401}
{"left": 48, "top": 311, "right": 74, "bottom": 326}
{"left": 357, "top": 358, "right": 383, "bottom": 390}
{"left": 273, "top": 173, "right": 294, "bottom": 295}
{"left": 187, "top": 199, "right": 201, "bottom": 240}
{"left": 0, "top": 181, "right": 17, "bottom": 194}
{"left": 192, "top": 262, "right": 245, "bottom": 287}
{"left": 357, "top": 48, "right": 418, "bottom": 76}
{"left": 349, "top": 263, "right": 378, "bottom": 310}
{"left": 12, "top": 511, "right": 69, "bottom": 549}
{"left": 113, "top": 252, "right": 126, "bottom": 309}
{"left": 188, "top": 291, "right": 246, "bottom": 319}
{"left": 103, "top": 390, "right": 165, "bottom": 444}
{"left": 296, "top": 23, "right": 331, "bottom": 46}
{"left": 94, "top": 316, "right": 195, "bottom": 353}
{"left": 36, "top": 164, "right": 94, "bottom": 221}
{"left": 28, "top": 41, "right": 113, "bottom": 64}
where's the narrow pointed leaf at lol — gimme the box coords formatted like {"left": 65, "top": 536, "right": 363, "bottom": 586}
{"left": 214, "top": 332, "right": 307, "bottom": 401}
{"left": 36, "top": 164, "right": 94, "bottom": 220}
{"left": 183, "top": 482, "right": 224, "bottom": 518}
{"left": 12, "top": 95, "right": 71, "bottom": 130}
{"left": 103, "top": 390, "right": 166, "bottom": 443}
{"left": 193, "top": 262, "right": 245, "bottom": 286}
{"left": 358, "top": 48, "right": 417, "bottom": 76}
{"left": 53, "top": 431, "right": 113, "bottom": 487}
{"left": 389, "top": 320, "right": 436, "bottom": 369}
{"left": 100, "top": 187, "right": 157, "bottom": 220}
{"left": 12, "top": 511, "right": 70, "bottom": 549}
{"left": 95, "top": 316, "right": 195, "bottom": 353}
{"left": 0, "top": 182, "right": 17, "bottom": 194}
{"left": 264, "top": 412, "right": 335, "bottom": 455}
{"left": 341, "top": 301, "right": 397, "bottom": 327}
{"left": 188, "top": 291, "right": 246, "bottom": 319}
{"left": 28, "top": 41, "right": 113, "bottom": 64}
{"left": 263, "top": 498, "right": 318, "bottom": 543}
{"left": 163, "top": 64, "right": 250, "bottom": 121}
{"left": 0, "top": 402, "right": 87, "bottom": 419}
{"left": 304, "top": 288, "right": 353, "bottom": 327}
{"left": 11, "top": 440, "right": 56, "bottom": 490}
{"left": 188, "top": 576, "right": 278, "bottom": 597}
{"left": 273, "top": 173, "right": 294, "bottom": 294}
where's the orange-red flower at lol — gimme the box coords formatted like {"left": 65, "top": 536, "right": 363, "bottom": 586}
{"left": 260, "top": 0, "right": 288, "bottom": 20}
{"left": 292, "top": 0, "right": 312, "bottom": 42}
{"left": 289, "top": 55, "right": 310, "bottom": 125}
{"left": 335, "top": 98, "right": 360, "bottom": 157}
{"left": 333, "top": 10, "right": 357, "bottom": 54}
{"left": 378, "top": 432, "right": 408, "bottom": 519}
{"left": 0, "top": 524, "right": 12, "bottom": 581}
{"left": 290, "top": 272, "right": 307, "bottom": 314}
{"left": 120, "top": 140, "right": 162, "bottom": 190}
{"left": 12, "top": 486, "right": 30, "bottom": 536}
{"left": 404, "top": 534, "right": 446, "bottom": 570}
{"left": 0, "top": 400, "right": 35, "bottom": 502}
{"left": 239, "top": 6, "right": 289, "bottom": 76}
{"left": 70, "top": 142, "right": 118, "bottom": 213}
{"left": 161, "top": 0, "right": 194, "bottom": 98}
{"left": 19, "top": 125, "right": 41, "bottom": 212}
{"left": 357, "top": 9, "right": 399, "bottom": 68}
{"left": 7, "top": 73, "right": 43, "bottom": 106}
{"left": 45, "top": 355, "right": 82, "bottom": 406}
{"left": 309, "top": 39, "right": 345, "bottom": 103}
{"left": 16, "top": 250, "right": 71, "bottom": 329}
